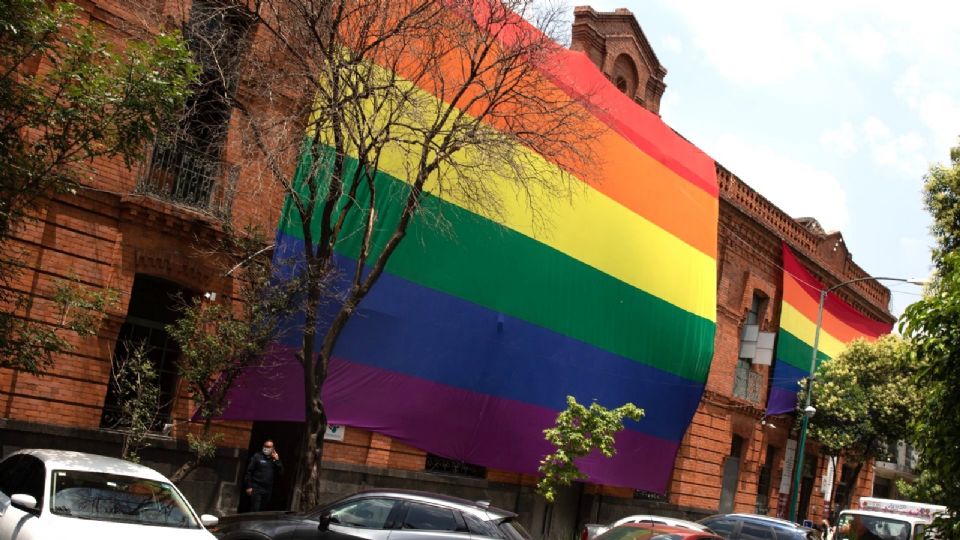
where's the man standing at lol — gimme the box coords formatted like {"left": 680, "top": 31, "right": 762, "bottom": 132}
{"left": 244, "top": 439, "right": 283, "bottom": 512}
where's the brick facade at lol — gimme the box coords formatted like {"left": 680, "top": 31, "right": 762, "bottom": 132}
{"left": 1, "top": 0, "right": 893, "bottom": 529}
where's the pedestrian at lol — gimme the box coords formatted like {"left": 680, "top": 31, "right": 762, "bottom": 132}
{"left": 243, "top": 439, "right": 283, "bottom": 512}
{"left": 820, "top": 519, "right": 833, "bottom": 540}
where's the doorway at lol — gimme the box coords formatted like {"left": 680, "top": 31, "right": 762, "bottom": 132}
{"left": 242, "top": 421, "right": 304, "bottom": 511}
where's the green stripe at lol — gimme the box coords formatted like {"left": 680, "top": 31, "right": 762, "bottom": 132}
{"left": 776, "top": 329, "right": 831, "bottom": 371}
{"left": 279, "top": 146, "right": 716, "bottom": 382}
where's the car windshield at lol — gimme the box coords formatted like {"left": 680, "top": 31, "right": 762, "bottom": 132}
{"left": 50, "top": 470, "right": 200, "bottom": 529}
{"left": 835, "top": 514, "right": 911, "bottom": 540}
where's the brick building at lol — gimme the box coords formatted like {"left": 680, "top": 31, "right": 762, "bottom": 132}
{"left": 0, "top": 2, "right": 893, "bottom": 537}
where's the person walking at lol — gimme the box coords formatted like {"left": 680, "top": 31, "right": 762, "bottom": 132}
{"left": 244, "top": 439, "right": 283, "bottom": 512}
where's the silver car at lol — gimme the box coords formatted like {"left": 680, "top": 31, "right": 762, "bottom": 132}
{"left": 212, "top": 488, "right": 532, "bottom": 540}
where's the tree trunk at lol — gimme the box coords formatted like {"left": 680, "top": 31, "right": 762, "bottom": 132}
{"left": 840, "top": 461, "right": 864, "bottom": 510}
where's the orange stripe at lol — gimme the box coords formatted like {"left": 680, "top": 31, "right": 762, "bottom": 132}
{"left": 783, "top": 276, "right": 880, "bottom": 343}
{"left": 361, "top": 12, "right": 717, "bottom": 258}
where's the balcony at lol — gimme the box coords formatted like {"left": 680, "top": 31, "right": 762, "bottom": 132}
{"left": 733, "top": 367, "right": 762, "bottom": 403}
{"left": 136, "top": 141, "right": 238, "bottom": 220}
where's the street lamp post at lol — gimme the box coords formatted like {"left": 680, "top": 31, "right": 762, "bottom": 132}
{"left": 786, "top": 276, "right": 926, "bottom": 524}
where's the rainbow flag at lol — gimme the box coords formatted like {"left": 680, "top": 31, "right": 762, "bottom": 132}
{"left": 767, "top": 244, "right": 892, "bottom": 415}
{"left": 223, "top": 8, "right": 718, "bottom": 493}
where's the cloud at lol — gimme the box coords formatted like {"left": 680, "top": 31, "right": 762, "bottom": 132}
{"left": 660, "top": 91, "right": 681, "bottom": 118}
{"left": 838, "top": 24, "right": 889, "bottom": 69}
{"left": 820, "top": 122, "right": 858, "bottom": 156}
{"left": 659, "top": 3, "right": 829, "bottom": 85}
{"left": 663, "top": 35, "right": 684, "bottom": 54}
{"left": 709, "top": 134, "right": 849, "bottom": 231}
{"left": 858, "top": 117, "right": 928, "bottom": 178}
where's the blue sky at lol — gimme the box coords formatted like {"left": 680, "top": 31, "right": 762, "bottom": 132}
{"left": 557, "top": 1, "right": 958, "bottom": 317}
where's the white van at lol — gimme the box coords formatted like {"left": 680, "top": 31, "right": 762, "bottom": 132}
{"left": 836, "top": 497, "right": 946, "bottom": 540}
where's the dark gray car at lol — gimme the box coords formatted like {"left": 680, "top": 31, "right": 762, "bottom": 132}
{"left": 698, "top": 514, "right": 820, "bottom": 540}
{"left": 211, "top": 489, "right": 532, "bottom": 540}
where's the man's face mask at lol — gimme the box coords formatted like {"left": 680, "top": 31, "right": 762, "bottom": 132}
{"left": 263, "top": 447, "right": 273, "bottom": 456}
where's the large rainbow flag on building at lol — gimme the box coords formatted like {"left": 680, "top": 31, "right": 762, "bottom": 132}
{"left": 223, "top": 6, "right": 718, "bottom": 493}
{"left": 767, "top": 244, "right": 892, "bottom": 415}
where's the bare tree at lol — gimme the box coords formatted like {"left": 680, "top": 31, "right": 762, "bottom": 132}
{"left": 183, "top": 0, "right": 597, "bottom": 509}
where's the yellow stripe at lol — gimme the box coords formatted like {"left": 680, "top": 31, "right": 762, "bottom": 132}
{"left": 308, "top": 64, "right": 717, "bottom": 321}
{"left": 780, "top": 303, "right": 851, "bottom": 358}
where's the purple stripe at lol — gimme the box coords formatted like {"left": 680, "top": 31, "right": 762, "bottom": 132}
{"left": 767, "top": 387, "right": 798, "bottom": 416}
{"left": 223, "top": 346, "right": 679, "bottom": 492}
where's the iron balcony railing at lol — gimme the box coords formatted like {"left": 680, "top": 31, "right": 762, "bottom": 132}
{"left": 733, "top": 368, "right": 762, "bottom": 403}
{"left": 136, "top": 140, "right": 238, "bottom": 219}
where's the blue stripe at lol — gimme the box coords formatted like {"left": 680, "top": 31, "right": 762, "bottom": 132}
{"left": 272, "top": 233, "right": 704, "bottom": 442}
{"left": 770, "top": 360, "right": 808, "bottom": 391}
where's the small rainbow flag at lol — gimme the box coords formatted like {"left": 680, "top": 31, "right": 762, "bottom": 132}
{"left": 767, "top": 244, "right": 892, "bottom": 415}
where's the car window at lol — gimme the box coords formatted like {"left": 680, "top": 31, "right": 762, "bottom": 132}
{"left": 329, "top": 497, "right": 398, "bottom": 529}
{"left": 740, "top": 522, "right": 775, "bottom": 540}
{"left": 702, "top": 518, "right": 737, "bottom": 539}
{"left": 774, "top": 529, "right": 803, "bottom": 540}
{"left": 19, "top": 456, "right": 45, "bottom": 503}
{"left": 463, "top": 513, "right": 502, "bottom": 538}
{"left": 0, "top": 455, "right": 26, "bottom": 496}
{"left": 402, "top": 502, "right": 461, "bottom": 531}
{"left": 50, "top": 470, "right": 199, "bottom": 529}
{"left": 500, "top": 519, "right": 534, "bottom": 540}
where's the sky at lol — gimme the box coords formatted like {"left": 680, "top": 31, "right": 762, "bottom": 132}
{"left": 551, "top": 0, "right": 960, "bottom": 317}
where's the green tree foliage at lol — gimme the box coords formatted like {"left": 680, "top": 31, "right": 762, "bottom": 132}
{"left": 0, "top": 0, "right": 195, "bottom": 373}
{"left": 800, "top": 335, "right": 921, "bottom": 509}
{"left": 165, "top": 228, "right": 305, "bottom": 483}
{"left": 0, "top": 277, "right": 119, "bottom": 374}
{"left": 537, "top": 396, "right": 643, "bottom": 503}
{"left": 902, "top": 140, "right": 960, "bottom": 539}
{"left": 111, "top": 341, "right": 161, "bottom": 463}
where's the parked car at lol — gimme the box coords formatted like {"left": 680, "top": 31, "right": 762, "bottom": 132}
{"left": 210, "top": 488, "right": 532, "bottom": 540}
{"left": 0, "top": 448, "right": 219, "bottom": 540}
{"left": 583, "top": 515, "right": 714, "bottom": 540}
{"left": 595, "top": 523, "right": 724, "bottom": 540}
{"left": 697, "top": 514, "right": 820, "bottom": 540}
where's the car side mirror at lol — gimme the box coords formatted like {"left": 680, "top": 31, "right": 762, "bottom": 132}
{"left": 200, "top": 514, "right": 219, "bottom": 528}
{"left": 10, "top": 493, "right": 38, "bottom": 512}
{"left": 318, "top": 512, "right": 332, "bottom": 531}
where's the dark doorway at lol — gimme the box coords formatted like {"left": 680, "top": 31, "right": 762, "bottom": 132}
{"left": 242, "top": 421, "right": 304, "bottom": 512}
{"left": 797, "top": 453, "right": 817, "bottom": 523}
{"left": 101, "top": 274, "right": 194, "bottom": 430}
{"left": 719, "top": 435, "right": 745, "bottom": 513}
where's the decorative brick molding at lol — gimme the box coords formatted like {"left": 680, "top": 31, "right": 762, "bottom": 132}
{"left": 571, "top": 6, "right": 667, "bottom": 114}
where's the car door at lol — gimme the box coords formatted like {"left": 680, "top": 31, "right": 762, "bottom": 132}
{"left": 387, "top": 501, "right": 471, "bottom": 540}
{"left": 311, "top": 497, "right": 403, "bottom": 540}
{"left": 0, "top": 455, "right": 46, "bottom": 540}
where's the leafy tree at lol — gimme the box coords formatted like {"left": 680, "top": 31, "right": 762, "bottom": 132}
{"left": 0, "top": 0, "right": 196, "bottom": 373}
{"left": 902, "top": 139, "right": 960, "bottom": 540}
{"left": 166, "top": 228, "right": 306, "bottom": 483}
{"left": 537, "top": 396, "right": 643, "bottom": 503}
{"left": 800, "top": 335, "right": 921, "bottom": 510}
{"left": 180, "top": 0, "right": 596, "bottom": 508}
{"left": 111, "top": 341, "right": 161, "bottom": 463}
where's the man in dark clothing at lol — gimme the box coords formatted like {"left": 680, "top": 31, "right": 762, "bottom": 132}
{"left": 244, "top": 439, "right": 283, "bottom": 512}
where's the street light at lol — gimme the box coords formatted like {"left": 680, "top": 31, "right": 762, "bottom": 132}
{"left": 786, "top": 276, "right": 927, "bottom": 523}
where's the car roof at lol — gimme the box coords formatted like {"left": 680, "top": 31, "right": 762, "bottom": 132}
{"left": 8, "top": 449, "right": 170, "bottom": 483}
{"left": 347, "top": 488, "right": 516, "bottom": 520}
{"left": 615, "top": 516, "right": 710, "bottom": 531}
{"left": 704, "top": 514, "right": 811, "bottom": 531}
{"left": 613, "top": 523, "right": 719, "bottom": 538}
{"left": 839, "top": 510, "right": 930, "bottom": 525}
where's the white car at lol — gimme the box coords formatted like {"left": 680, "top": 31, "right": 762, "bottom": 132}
{"left": 0, "top": 449, "right": 218, "bottom": 540}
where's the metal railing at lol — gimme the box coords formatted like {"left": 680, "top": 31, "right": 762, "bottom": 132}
{"left": 136, "top": 140, "right": 238, "bottom": 219}
{"left": 733, "top": 368, "right": 762, "bottom": 403}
